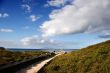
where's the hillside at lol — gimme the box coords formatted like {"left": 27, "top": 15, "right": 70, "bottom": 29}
{"left": 39, "top": 40, "right": 110, "bottom": 73}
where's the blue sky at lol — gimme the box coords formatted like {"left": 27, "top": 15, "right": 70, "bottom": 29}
{"left": 0, "top": 0, "right": 110, "bottom": 49}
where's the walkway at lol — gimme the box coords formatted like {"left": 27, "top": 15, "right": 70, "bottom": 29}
{"left": 17, "top": 52, "right": 64, "bottom": 73}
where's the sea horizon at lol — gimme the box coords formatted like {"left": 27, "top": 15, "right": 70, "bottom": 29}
{"left": 7, "top": 48, "right": 78, "bottom": 52}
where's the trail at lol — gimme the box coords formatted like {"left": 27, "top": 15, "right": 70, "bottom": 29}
{"left": 17, "top": 52, "right": 63, "bottom": 73}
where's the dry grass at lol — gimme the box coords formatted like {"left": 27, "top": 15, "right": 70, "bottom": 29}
{"left": 39, "top": 40, "right": 110, "bottom": 73}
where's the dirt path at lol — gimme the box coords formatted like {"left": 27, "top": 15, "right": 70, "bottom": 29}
{"left": 17, "top": 53, "right": 62, "bottom": 73}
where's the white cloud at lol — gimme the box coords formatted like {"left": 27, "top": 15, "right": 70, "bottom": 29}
{"left": 22, "top": 0, "right": 32, "bottom": 3}
{"left": 40, "top": 0, "right": 110, "bottom": 37}
{"left": 21, "top": 4, "right": 31, "bottom": 12}
{"left": 0, "top": 36, "right": 80, "bottom": 48}
{"left": 99, "top": 30, "right": 110, "bottom": 38}
{"left": 0, "top": 28, "right": 13, "bottom": 32}
{"left": 22, "top": 26, "right": 30, "bottom": 29}
{"left": 29, "top": 15, "right": 40, "bottom": 22}
{"left": 0, "top": 13, "right": 9, "bottom": 18}
{"left": 99, "top": 34, "right": 110, "bottom": 38}
{"left": 0, "top": 40, "right": 20, "bottom": 48}
{"left": 45, "top": 0, "right": 71, "bottom": 7}
{"left": 0, "top": 13, "right": 2, "bottom": 17}
{"left": 3, "top": 13, "right": 9, "bottom": 17}
{"left": 21, "top": 35, "right": 61, "bottom": 48}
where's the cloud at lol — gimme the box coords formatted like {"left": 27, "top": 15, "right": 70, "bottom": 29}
{"left": 0, "top": 40, "right": 20, "bottom": 48}
{"left": 29, "top": 15, "right": 40, "bottom": 22}
{"left": 0, "top": 13, "right": 9, "bottom": 18}
{"left": 0, "top": 28, "right": 13, "bottom": 32}
{"left": 22, "top": 0, "right": 32, "bottom": 3}
{"left": 99, "top": 31, "right": 110, "bottom": 38}
{"left": 21, "top": 4, "right": 31, "bottom": 12}
{"left": 99, "top": 34, "right": 110, "bottom": 38}
{"left": 22, "top": 26, "right": 30, "bottom": 29}
{"left": 0, "top": 35, "right": 80, "bottom": 48}
{"left": 44, "top": 0, "right": 72, "bottom": 7}
{"left": 21, "top": 35, "right": 62, "bottom": 48}
{"left": 40, "top": 0, "right": 110, "bottom": 37}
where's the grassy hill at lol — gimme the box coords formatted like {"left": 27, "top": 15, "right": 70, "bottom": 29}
{"left": 39, "top": 40, "right": 110, "bottom": 73}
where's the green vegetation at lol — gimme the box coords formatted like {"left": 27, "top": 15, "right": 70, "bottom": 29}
{"left": 40, "top": 40, "right": 110, "bottom": 73}
{"left": 0, "top": 47, "right": 49, "bottom": 66}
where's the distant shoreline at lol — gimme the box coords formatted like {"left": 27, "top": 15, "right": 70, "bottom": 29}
{"left": 8, "top": 48, "right": 78, "bottom": 52}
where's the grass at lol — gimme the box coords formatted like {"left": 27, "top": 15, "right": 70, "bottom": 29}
{"left": 39, "top": 40, "right": 110, "bottom": 73}
{"left": 0, "top": 48, "right": 49, "bottom": 66}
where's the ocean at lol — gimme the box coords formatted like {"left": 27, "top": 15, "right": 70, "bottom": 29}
{"left": 8, "top": 48, "right": 78, "bottom": 52}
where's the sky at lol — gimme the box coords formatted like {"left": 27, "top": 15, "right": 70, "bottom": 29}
{"left": 0, "top": 0, "right": 110, "bottom": 49}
